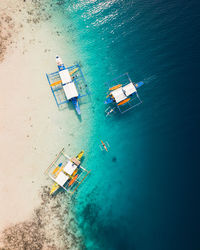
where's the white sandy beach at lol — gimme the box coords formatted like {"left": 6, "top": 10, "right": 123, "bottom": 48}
{"left": 0, "top": 0, "right": 88, "bottom": 248}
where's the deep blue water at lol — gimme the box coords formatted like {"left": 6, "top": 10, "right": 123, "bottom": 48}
{"left": 55, "top": 0, "right": 200, "bottom": 249}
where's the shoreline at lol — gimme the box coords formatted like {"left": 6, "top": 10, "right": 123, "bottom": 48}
{"left": 0, "top": 1, "right": 88, "bottom": 248}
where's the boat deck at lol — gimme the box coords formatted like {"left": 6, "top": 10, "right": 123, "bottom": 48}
{"left": 46, "top": 64, "right": 90, "bottom": 109}
{"left": 45, "top": 148, "right": 91, "bottom": 195}
{"left": 105, "top": 73, "right": 143, "bottom": 114}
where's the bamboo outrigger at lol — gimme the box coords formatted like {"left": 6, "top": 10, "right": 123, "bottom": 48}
{"left": 45, "top": 148, "right": 91, "bottom": 195}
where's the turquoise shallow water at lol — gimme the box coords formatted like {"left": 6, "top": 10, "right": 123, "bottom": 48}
{"left": 53, "top": 0, "right": 199, "bottom": 249}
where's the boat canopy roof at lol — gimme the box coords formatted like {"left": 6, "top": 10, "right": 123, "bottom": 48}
{"left": 63, "top": 82, "right": 78, "bottom": 100}
{"left": 111, "top": 82, "right": 137, "bottom": 103}
{"left": 59, "top": 69, "right": 71, "bottom": 84}
{"left": 55, "top": 171, "right": 69, "bottom": 186}
{"left": 63, "top": 161, "right": 77, "bottom": 175}
{"left": 111, "top": 88, "right": 127, "bottom": 103}
{"left": 59, "top": 68, "right": 78, "bottom": 100}
{"left": 123, "top": 83, "right": 136, "bottom": 96}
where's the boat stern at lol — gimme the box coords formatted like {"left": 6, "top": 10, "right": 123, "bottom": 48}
{"left": 105, "top": 97, "right": 113, "bottom": 104}
{"left": 71, "top": 97, "right": 81, "bottom": 115}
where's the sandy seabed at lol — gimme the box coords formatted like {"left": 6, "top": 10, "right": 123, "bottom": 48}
{"left": 0, "top": 0, "right": 86, "bottom": 249}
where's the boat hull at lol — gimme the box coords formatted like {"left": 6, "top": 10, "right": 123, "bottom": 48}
{"left": 105, "top": 97, "right": 114, "bottom": 104}
{"left": 58, "top": 61, "right": 81, "bottom": 115}
{"left": 76, "top": 150, "right": 84, "bottom": 161}
{"left": 58, "top": 64, "right": 66, "bottom": 71}
{"left": 71, "top": 97, "right": 81, "bottom": 115}
{"left": 135, "top": 81, "right": 144, "bottom": 89}
{"left": 50, "top": 182, "right": 60, "bottom": 195}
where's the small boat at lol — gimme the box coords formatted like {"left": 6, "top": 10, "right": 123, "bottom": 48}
{"left": 100, "top": 140, "right": 110, "bottom": 152}
{"left": 46, "top": 56, "right": 90, "bottom": 116}
{"left": 105, "top": 73, "right": 144, "bottom": 114}
{"left": 45, "top": 148, "right": 91, "bottom": 196}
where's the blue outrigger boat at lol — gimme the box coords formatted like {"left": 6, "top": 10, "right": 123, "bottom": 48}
{"left": 46, "top": 56, "right": 90, "bottom": 115}
{"left": 105, "top": 73, "right": 144, "bottom": 114}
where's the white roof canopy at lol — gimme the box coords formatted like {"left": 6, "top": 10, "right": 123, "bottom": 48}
{"left": 63, "top": 82, "right": 78, "bottom": 100}
{"left": 55, "top": 171, "right": 69, "bottom": 186}
{"left": 59, "top": 69, "right": 78, "bottom": 100}
{"left": 63, "top": 161, "right": 77, "bottom": 176}
{"left": 122, "top": 83, "right": 136, "bottom": 96}
{"left": 111, "top": 88, "right": 126, "bottom": 103}
{"left": 59, "top": 69, "right": 71, "bottom": 84}
{"left": 111, "top": 83, "right": 137, "bottom": 103}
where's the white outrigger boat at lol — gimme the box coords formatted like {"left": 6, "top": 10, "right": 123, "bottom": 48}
{"left": 45, "top": 148, "right": 91, "bottom": 195}
{"left": 105, "top": 73, "right": 144, "bottom": 114}
{"left": 46, "top": 56, "right": 90, "bottom": 115}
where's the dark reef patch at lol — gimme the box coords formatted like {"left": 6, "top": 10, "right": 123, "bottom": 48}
{"left": 112, "top": 156, "right": 117, "bottom": 162}
{"left": 0, "top": 186, "right": 84, "bottom": 249}
{"left": 0, "top": 13, "right": 16, "bottom": 62}
{"left": 79, "top": 201, "right": 130, "bottom": 250}
{"left": 0, "top": 0, "right": 63, "bottom": 62}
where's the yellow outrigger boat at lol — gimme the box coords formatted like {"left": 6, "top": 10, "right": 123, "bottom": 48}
{"left": 45, "top": 148, "right": 90, "bottom": 196}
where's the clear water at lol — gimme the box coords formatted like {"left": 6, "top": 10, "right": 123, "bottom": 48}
{"left": 54, "top": 0, "right": 200, "bottom": 249}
